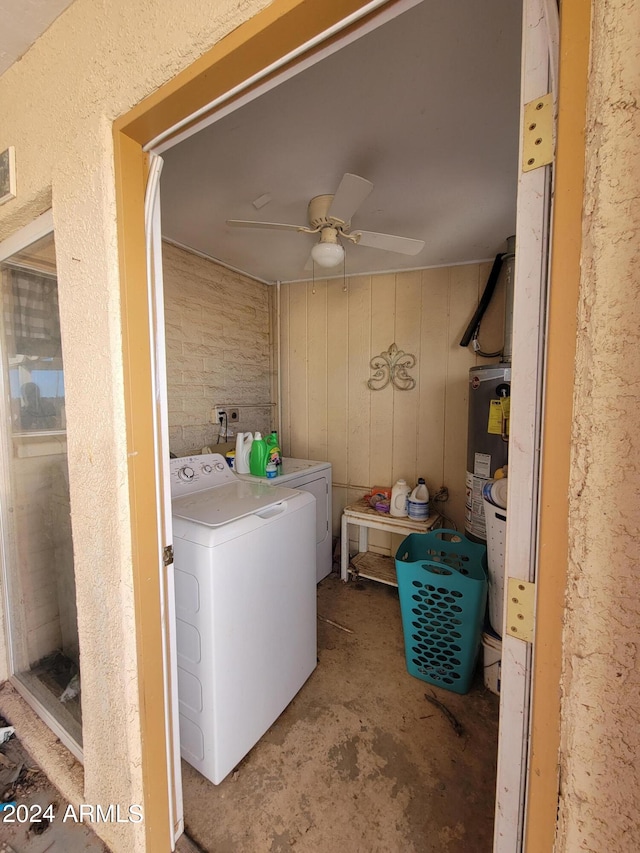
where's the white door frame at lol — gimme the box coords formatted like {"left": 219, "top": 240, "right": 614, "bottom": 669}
{"left": 144, "top": 1, "right": 554, "bottom": 850}
{"left": 144, "top": 155, "right": 184, "bottom": 847}
{"left": 494, "top": 0, "right": 556, "bottom": 849}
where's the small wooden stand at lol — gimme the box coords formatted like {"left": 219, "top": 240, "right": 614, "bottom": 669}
{"left": 340, "top": 498, "right": 439, "bottom": 585}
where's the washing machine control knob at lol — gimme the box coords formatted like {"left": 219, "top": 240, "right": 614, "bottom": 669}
{"left": 178, "top": 465, "right": 195, "bottom": 481}
{"left": 201, "top": 464, "right": 213, "bottom": 474}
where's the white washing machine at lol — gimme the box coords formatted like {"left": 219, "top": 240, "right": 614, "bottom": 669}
{"left": 170, "top": 453, "right": 317, "bottom": 785}
{"left": 237, "top": 458, "right": 333, "bottom": 583}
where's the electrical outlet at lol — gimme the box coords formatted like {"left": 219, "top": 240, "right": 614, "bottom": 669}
{"left": 228, "top": 408, "right": 239, "bottom": 422}
{"left": 211, "top": 407, "right": 228, "bottom": 424}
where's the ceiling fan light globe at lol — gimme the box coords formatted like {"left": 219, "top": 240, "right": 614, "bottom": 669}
{"left": 311, "top": 241, "right": 344, "bottom": 268}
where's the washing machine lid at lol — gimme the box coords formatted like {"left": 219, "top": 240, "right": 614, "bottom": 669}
{"left": 280, "top": 458, "right": 331, "bottom": 478}
{"left": 172, "top": 481, "right": 300, "bottom": 527}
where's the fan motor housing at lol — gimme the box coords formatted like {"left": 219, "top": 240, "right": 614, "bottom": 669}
{"left": 308, "top": 194, "right": 349, "bottom": 230}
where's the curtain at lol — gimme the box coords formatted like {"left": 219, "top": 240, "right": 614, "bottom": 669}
{"left": 3, "top": 267, "right": 62, "bottom": 358}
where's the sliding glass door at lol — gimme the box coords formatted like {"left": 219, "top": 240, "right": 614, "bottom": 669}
{"left": 0, "top": 218, "right": 81, "bottom": 756}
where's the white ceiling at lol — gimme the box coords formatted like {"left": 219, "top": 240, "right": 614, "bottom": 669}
{"left": 0, "top": 0, "right": 74, "bottom": 77}
{"left": 160, "top": 0, "right": 523, "bottom": 284}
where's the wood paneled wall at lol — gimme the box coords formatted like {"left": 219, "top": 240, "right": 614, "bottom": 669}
{"left": 279, "top": 262, "right": 504, "bottom": 550}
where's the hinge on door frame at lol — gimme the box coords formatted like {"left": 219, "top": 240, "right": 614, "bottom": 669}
{"left": 163, "top": 544, "right": 174, "bottom": 566}
{"left": 522, "top": 93, "right": 554, "bottom": 172}
{"left": 505, "top": 578, "right": 535, "bottom": 642}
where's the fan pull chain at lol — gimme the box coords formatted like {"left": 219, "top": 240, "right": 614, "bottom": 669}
{"left": 342, "top": 253, "right": 347, "bottom": 293}
{"left": 312, "top": 260, "right": 316, "bottom": 295}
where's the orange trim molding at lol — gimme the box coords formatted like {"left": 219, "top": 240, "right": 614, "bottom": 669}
{"left": 113, "top": 1, "right": 401, "bottom": 849}
{"left": 525, "top": 0, "right": 591, "bottom": 849}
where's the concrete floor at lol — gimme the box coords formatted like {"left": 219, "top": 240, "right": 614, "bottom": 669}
{"left": 0, "top": 572, "right": 499, "bottom": 852}
{"left": 182, "top": 574, "right": 499, "bottom": 853}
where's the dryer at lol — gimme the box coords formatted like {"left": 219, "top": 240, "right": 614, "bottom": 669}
{"left": 237, "top": 458, "right": 333, "bottom": 582}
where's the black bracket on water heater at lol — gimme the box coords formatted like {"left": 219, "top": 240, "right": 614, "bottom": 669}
{"left": 459, "top": 253, "right": 504, "bottom": 348}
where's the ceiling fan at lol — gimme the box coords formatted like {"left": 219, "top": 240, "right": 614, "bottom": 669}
{"left": 226, "top": 173, "right": 425, "bottom": 269}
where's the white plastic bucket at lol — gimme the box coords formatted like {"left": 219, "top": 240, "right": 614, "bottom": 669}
{"left": 483, "top": 497, "right": 507, "bottom": 635}
{"left": 482, "top": 631, "right": 501, "bottom": 695}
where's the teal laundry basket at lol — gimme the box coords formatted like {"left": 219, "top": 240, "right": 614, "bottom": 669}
{"left": 395, "top": 530, "right": 487, "bottom": 694}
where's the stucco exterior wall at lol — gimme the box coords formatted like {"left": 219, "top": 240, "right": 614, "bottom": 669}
{"left": 558, "top": 0, "right": 640, "bottom": 850}
{"left": 0, "top": 1, "right": 270, "bottom": 850}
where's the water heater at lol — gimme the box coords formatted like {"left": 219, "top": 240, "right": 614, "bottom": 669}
{"left": 462, "top": 237, "right": 515, "bottom": 542}
{"left": 465, "top": 364, "right": 511, "bottom": 541}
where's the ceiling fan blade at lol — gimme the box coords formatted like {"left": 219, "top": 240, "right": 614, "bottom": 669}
{"left": 226, "top": 219, "right": 304, "bottom": 232}
{"left": 353, "top": 230, "right": 425, "bottom": 256}
{"left": 327, "top": 173, "right": 374, "bottom": 223}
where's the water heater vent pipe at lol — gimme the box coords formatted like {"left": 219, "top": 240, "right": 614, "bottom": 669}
{"left": 458, "top": 235, "right": 516, "bottom": 360}
{"left": 501, "top": 235, "right": 516, "bottom": 363}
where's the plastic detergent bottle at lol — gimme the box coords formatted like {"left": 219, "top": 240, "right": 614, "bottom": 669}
{"left": 408, "top": 478, "right": 430, "bottom": 520}
{"left": 390, "top": 479, "right": 411, "bottom": 517}
{"left": 249, "top": 432, "right": 268, "bottom": 477}
{"left": 234, "top": 432, "right": 253, "bottom": 474}
{"left": 265, "top": 431, "right": 282, "bottom": 477}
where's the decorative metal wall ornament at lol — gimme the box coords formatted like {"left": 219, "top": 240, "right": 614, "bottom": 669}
{"left": 367, "top": 342, "right": 416, "bottom": 391}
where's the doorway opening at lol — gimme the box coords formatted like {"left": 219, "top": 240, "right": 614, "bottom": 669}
{"left": 149, "top": 0, "right": 535, "bottom": 849}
